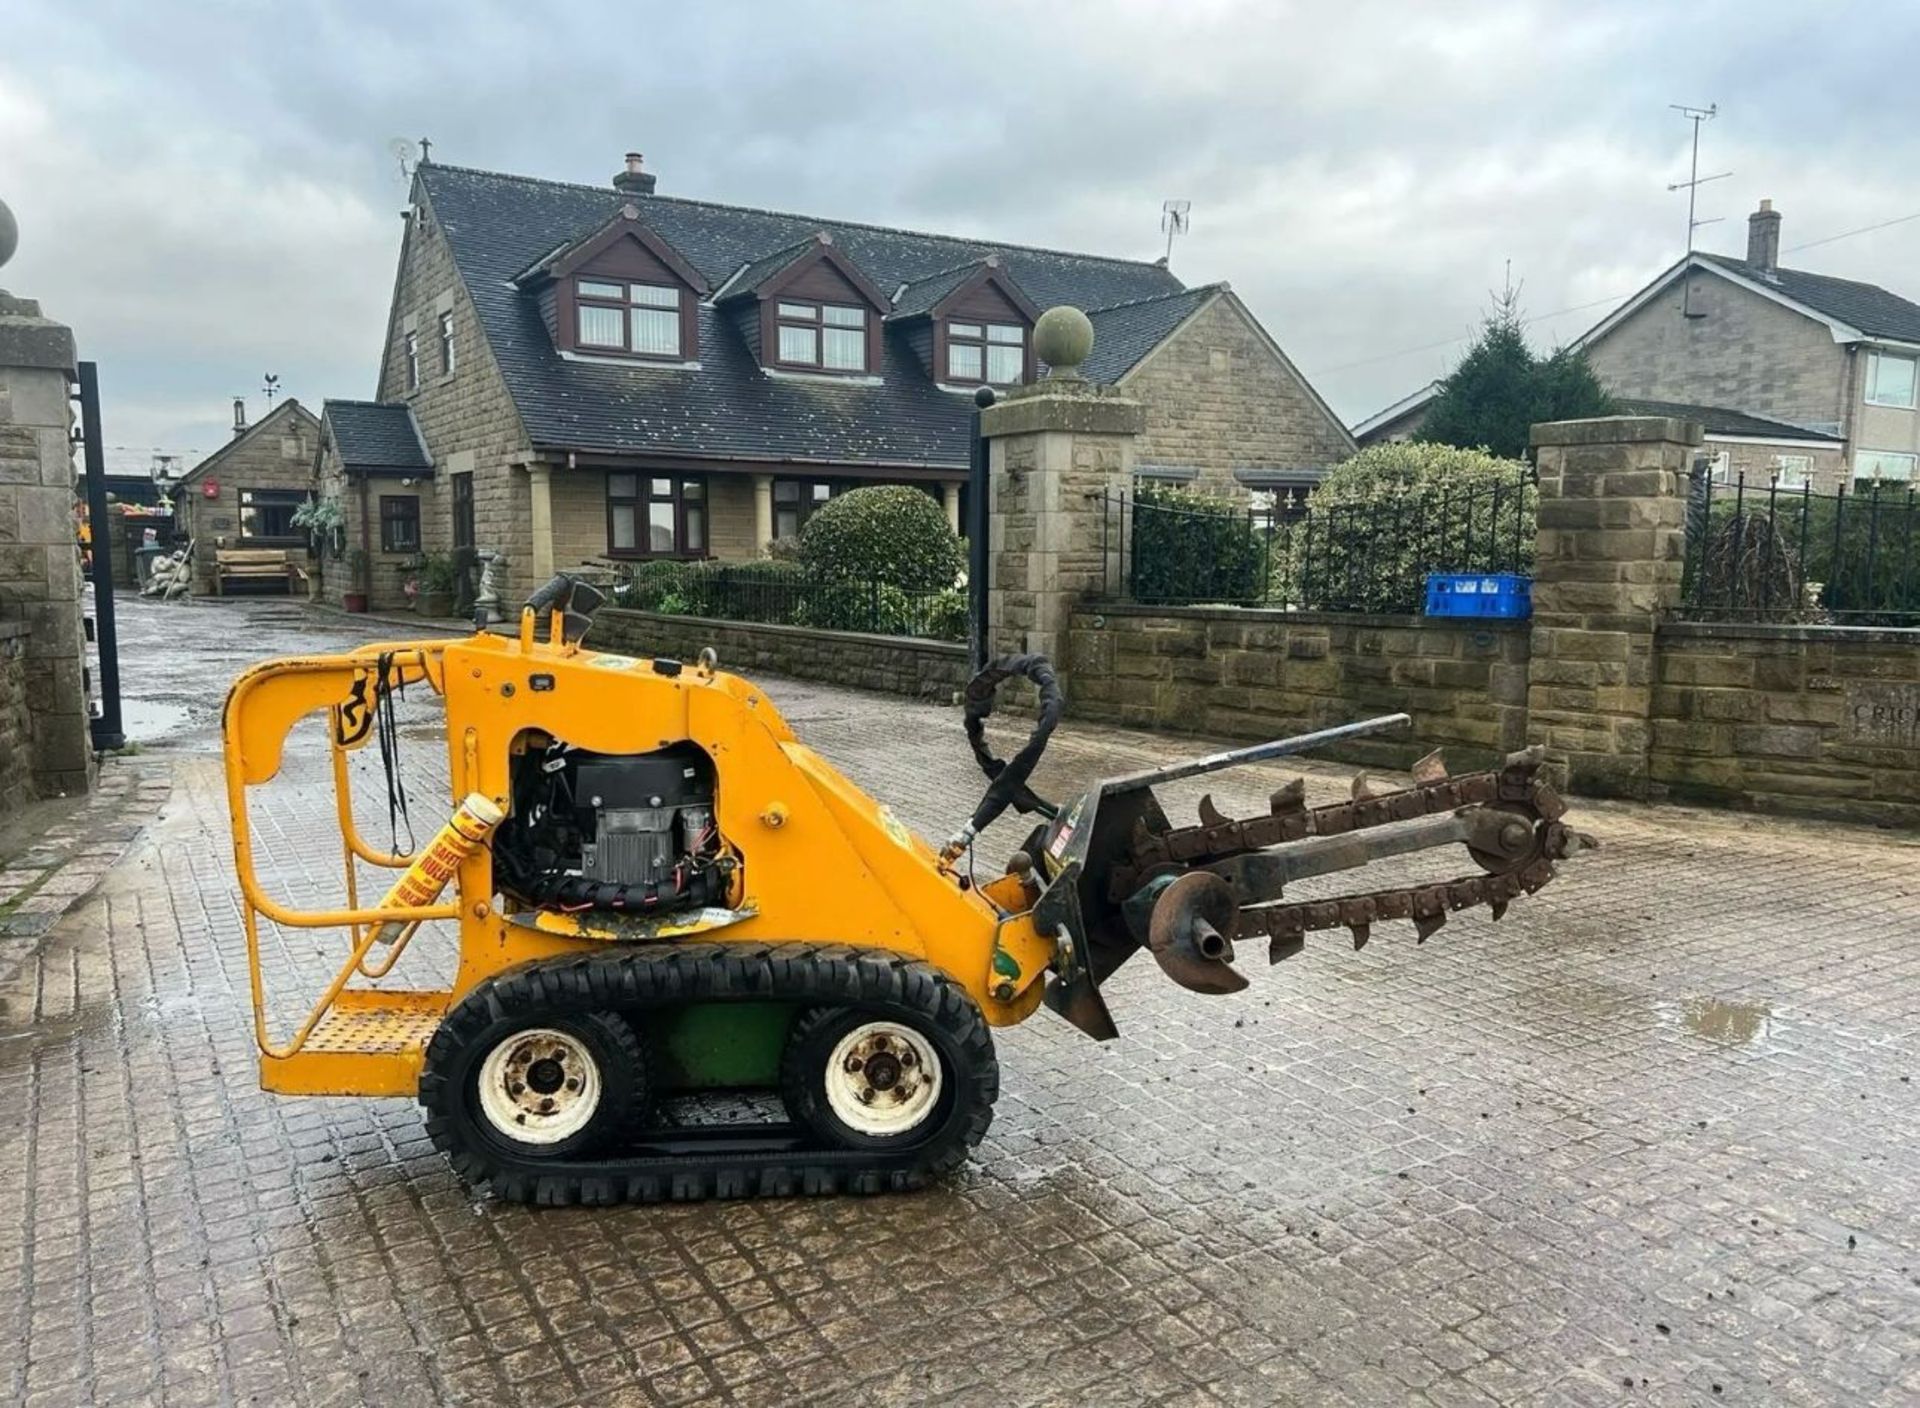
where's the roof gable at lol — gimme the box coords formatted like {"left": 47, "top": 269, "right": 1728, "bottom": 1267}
{"left": 1575, "top": 252, "right": 1920, "bottom": 354}
{"left": 178, "top": 399, "right": 318, "bottom": 483}
{"left": 1698, "top": 253, "right": 1920, "bottom": 346}
{"left": 715, "top": 231, "right": 890, "bottom": 312}
{"left": 888, "top": 257, "right": 1040, "bottom": 324}
{"left": 522, "top": 205, "right": 708, "bottom": 294}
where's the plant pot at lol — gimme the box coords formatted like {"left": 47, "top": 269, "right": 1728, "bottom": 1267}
{"left": 343, "top": 591, "right": 369, "bottom": 614}
{"left": 415, "top": 590, "right": 454, "bottom": 618}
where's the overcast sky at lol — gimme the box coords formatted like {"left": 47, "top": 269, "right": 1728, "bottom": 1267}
{"left": 5, "top": 0, "right": 1918, "bottom": 460}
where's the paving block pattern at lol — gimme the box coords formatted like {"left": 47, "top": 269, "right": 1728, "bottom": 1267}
{"left": 0, "top": 595, "right": 1916, "bottom": 1406}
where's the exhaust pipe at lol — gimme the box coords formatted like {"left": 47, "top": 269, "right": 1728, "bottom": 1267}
{"left": 1144, "top": 872, "right": 1249, "bottom": 995}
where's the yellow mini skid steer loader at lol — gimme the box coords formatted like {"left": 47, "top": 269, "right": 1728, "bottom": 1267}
{"left": 222, "top": 576, "right": 1579, "bottom": 1205}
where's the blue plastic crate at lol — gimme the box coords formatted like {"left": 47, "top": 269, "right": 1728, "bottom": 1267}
{"left": 1424, "top": 572, "right": 1532, "bottom": 619}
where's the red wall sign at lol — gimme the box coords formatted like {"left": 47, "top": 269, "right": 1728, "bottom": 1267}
{"left": 202, "top": 479, "right": 219, "bottom": 498}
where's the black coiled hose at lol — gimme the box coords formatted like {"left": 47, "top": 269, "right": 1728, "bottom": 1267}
{"left": 961, "top": 654, "right": 1064, "bottom": 836}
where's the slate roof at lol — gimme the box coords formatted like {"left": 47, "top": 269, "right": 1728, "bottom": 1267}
{"left": 322, "top": 400, "right": 433, "bottom": 472}
{"left": 1613, "top": 398, "right": 1843, "bottom": 442}
{"left": 1080, "top": 284, "right": 1222, "bottom": 384}
{"left": 416, "top": 163, "right": 1185, "bottom": 467}
{"left": 1697, "top": 254, "right": 1920, "bottom": 345}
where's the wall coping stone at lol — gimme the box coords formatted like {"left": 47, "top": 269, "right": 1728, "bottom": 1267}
{"left": 591, "top": 608, "right": 967, "bottom": 658}
{"left": 1659, "top": 619, "right": 1920, "bottom": 646}
{"left": 1077, "top": 601, "right": 1529, "bottom": 632}
{"left": 979, "top": 381, "right": 1145, "bottom": 438}
{"left": 0, "top": 298, "right": 77, "bottom": 373}
{"left": 0, "top": 621, "right": 30, "bottom": 642}
{"left": 1530, "top": 415, "right": 1704, "bottom": 448}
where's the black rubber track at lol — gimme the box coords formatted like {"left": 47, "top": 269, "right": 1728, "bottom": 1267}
{"left": 418, "top": 943, "right": 999, "bottom": 1207}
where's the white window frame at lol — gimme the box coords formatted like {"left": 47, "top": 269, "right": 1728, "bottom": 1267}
{"left": 1770, "top": 454, "right": 1813, "bottom": 491}
{"left": 404, "top": 332, "right": 420, "bottom": 391}
{"left": 1853, "top": 449, "right": 1917, "bottom": 488}
{"left": 1863, "top": 350, "right": 1918, "bottom": 409}
{"left": 438, "top": 311, "right": 456, "bottom": 375}
{"left": 1704, "top": 449, "right": 1731, "bottom": 484}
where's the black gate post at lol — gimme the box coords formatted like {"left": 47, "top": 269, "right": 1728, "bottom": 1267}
{"left": 77, "top": 361, "right": 125, "bottom": 750}
{"left": 967, "top": 385, "right": 995, "bottom": 672}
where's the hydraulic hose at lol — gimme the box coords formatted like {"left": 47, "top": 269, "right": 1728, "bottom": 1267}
{"left": 944, "top": 654, "right": 1064, "bottom": 859}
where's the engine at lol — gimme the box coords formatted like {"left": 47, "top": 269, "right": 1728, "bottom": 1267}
{"left": 492, "top": 738, "right": 730, "bottom": 915}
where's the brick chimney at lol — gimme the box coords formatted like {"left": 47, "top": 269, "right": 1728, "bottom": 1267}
{"left": 612, "top": 152, "right": 656, "bottom": 197}
{"left": 1747, "top": 199, "right": 1782, "bottom": 274}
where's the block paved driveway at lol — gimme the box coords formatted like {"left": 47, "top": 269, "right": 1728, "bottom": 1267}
{"left": 2, "top": 594, "right": 1917, "bottom": 1407}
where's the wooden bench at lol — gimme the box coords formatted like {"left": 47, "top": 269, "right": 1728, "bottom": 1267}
{"left": 214, "top": 548, "right": 296, "bottom": 595}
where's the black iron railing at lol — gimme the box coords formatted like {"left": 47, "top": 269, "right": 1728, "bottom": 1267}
{"left": 606, "top": 559, "right": 968, "bottom": 642}
{"left": 1679, "top": 472, "right": 1920, "bottom": 626}
{"left": 1102, "top": 472, "right": 1535, "bottom": 614}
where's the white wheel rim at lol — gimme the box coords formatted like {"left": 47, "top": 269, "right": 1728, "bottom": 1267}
{"left": 823, "top": 1021, "right": 944, "bottom": 1138}
{"left": 475, "top": 1027, "right": 602, "bottom": 1146}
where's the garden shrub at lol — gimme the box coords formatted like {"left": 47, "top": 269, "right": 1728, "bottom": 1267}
{"left": 799, "top": 485, "right": 963, "bottom": 590}
{"left": 1288, "top": 442, "right": 1536, "bottom": 613}
{"left": 1129, "top": 484, "right": 1266, "bottom": 604}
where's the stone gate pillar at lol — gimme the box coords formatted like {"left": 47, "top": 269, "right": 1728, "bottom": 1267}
{"left": 1527, "top": 414, "right": 1702, "bottom": 799}
{"left": 978, "top": 308, "right": 1143, "bottom": 674}
{"left": 0, "top": 279, "right": 95, "bottom": 797}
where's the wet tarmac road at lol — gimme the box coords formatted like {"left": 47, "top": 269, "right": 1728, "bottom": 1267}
{"left": 3, "top": 594, "right": 1917, "bottom": 1406}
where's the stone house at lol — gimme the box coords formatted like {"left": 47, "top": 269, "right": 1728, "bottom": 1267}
{"left": 1357, "top": 200, "right": 1920, "bottom": 496}
{"left": 1357, "top": 383, "right": 1846, "bottom": 491}
{"left": 173, "top": 398, "right": 321, "bottom": 592}
{"left": 312, "top": 401, "right": 434, "bottom": 611}
{"left": 323, "top": 152, "right": 1351, "bottom": 598}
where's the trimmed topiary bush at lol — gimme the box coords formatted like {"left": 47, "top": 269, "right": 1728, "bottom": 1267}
{"left": 798, "top": 485, "right": 963, "bottom": 591}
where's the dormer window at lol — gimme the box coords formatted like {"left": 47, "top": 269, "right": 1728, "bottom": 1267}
{"left": 577, "top": 280, "right": 683, "bottom": 358}
{"left": 946, "top": 321, "right": 1026, "bottom": 384}
{"left": 776, "top": 301, "right": 868, "bottom": 372}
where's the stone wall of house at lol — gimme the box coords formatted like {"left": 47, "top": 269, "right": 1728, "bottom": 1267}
{"left": 1650, "top": 622, "right": 1919, "bottom": 827}
{"left": 1121, "top": 294, "right": 1355, "bottom": 492}
{"left": 1066, "top": 604, "right": 1531, "bottom": 770}
{"left": 1705, "top": 438, "right": 1851, "bottom": 495}
{"left": 543, "top": 471, "right": 758, "bottom": 571}
{"left": 0, "top": 291, "right": 94, "bottom": 795}
{"left": 376, "top": 188, "right": 533, "bottom": 594}
{"left": 588, "top": 608, "right": 968, "bottom": 700}
{"left": 176, "top": 401, "right": 319, "bottom": 594}
{"left": 1586, "top": 273, "right": 1851, "bottom": 432}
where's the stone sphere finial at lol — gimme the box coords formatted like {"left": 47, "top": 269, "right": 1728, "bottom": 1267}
{"left": 0, "top": 198, "right": 17, "bottom": 270}
{"left": 1033, "top": 305, "right": 1094, "bottom": 379}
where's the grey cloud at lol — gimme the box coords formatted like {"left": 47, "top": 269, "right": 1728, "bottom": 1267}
{"left": 2, "top": 0, "right": 1915, "bottom": 452}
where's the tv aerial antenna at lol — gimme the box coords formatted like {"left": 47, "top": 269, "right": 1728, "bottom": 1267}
{"left": 1667, "top": 103, "right": 1729, "bottom": 315}
{"left": 388, "top": 137, "right": 416, "bottom": 182}
{"left": 1161, "top": 200, "right": 1191, "bottom": 265}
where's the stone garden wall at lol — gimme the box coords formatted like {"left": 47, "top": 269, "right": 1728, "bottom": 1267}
{"left": 589, "top": 608, "right": 968, "bottom": 701}
{"left": 1651, "top": 623, "right": 1919, "bottom": 826}
{"left": 1066, "top": 604, "right": 1531, "bottom": 771}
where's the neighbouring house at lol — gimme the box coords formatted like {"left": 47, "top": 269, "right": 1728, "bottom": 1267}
{"left": 1356, "top": 200, "right": 1920, "bottom": 496}
{"left": 313, "top": 400, "right": 434, "bottom": 611}
{"left": 173, "top": 398, "right": 321, "bottom": 593}
{"left": 327, "top": 151, "right": 1351, "bottom": 595}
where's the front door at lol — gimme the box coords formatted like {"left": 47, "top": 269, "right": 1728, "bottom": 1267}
{"left": 451, "top": 471, "right": 477, "bottom": 612}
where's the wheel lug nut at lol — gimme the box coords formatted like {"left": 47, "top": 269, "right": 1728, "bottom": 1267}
{"left": 845, "top": 1056, "right": 864, "bottom": 1072}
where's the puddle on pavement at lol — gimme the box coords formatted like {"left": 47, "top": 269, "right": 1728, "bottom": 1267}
{"left": 1676, "top": 996, "right": 1774, "bottom": 1046}
{"left": 122, "top": 697, "right": 193, "bottom": 744}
